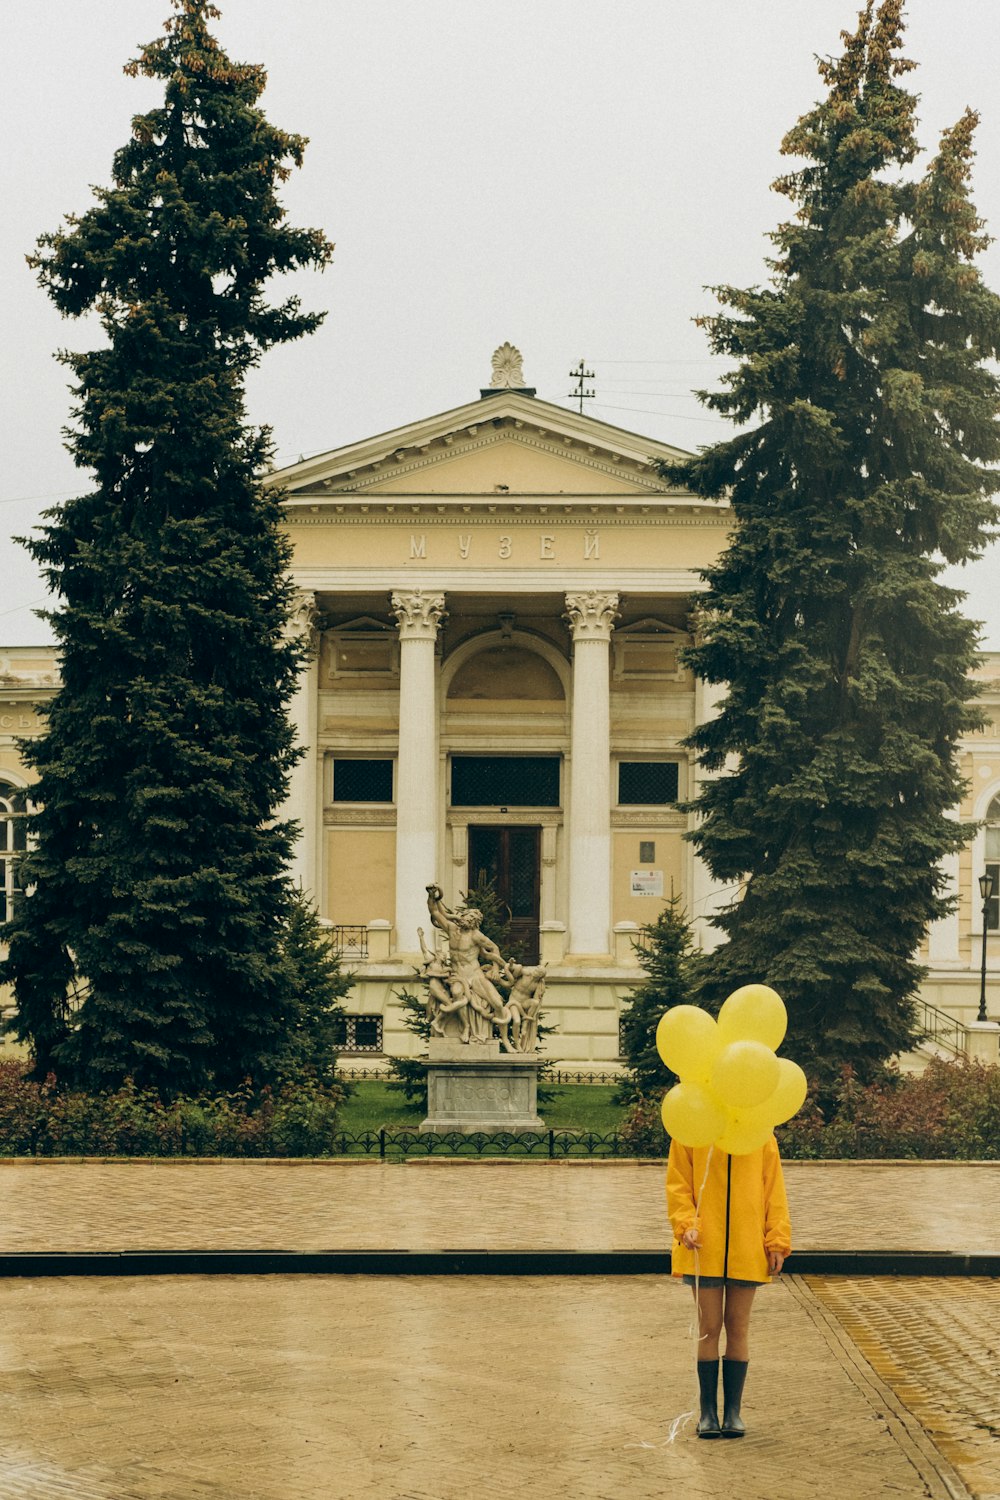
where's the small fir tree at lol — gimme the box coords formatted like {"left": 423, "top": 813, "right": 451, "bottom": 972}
{"left": 274, "top": 891, "right": 352, "bottom": 1087}
{"left": 1, "top": 0, "right": 333, "bottom": 1094}
{"left": 615, "top": 893, "right": 694, "bottom": 1105}
{"left": 664, "top": 1, "right": 1000, "bottom": 1082}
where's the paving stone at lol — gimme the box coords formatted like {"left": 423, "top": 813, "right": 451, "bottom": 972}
{"left": 808, "top": 1275, "right": 1000, "bottom": 1499}
{"left": 0, "top": 1158, "right": 995, "bottom": 1254}
{"left": 0, "top": 1274, "right": 963, "bottom": 1500}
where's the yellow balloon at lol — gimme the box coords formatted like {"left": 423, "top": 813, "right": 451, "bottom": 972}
{"left": 661, "top": 1082, "right": 729, "bottom": 1148}
{"left": 714, "top": 1107, "right": 776, "bottom": 1156}
{"left": 655, "top": 1005, "right": 723, "bottom": 1083}
{"left": 711, "top": 1040, "right": 780, "bottom": 1109}
{"left": 765, "top": 1058, "right": 808, "bottom": 1125}
{"left": 718, "top": 984, "right": 787, "bottom": 1049}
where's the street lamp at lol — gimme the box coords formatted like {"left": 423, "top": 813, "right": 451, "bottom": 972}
{"left": 978, "top": 872, "right": 995, "bottom": 1023}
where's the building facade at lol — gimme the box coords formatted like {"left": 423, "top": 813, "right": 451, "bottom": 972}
{"left": 2, "top": 351, "right": 999, "bottom": 1066}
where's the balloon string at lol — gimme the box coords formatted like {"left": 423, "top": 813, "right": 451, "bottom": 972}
{"left": 690, "top": 1144, "right": 714, "bottom": 1346}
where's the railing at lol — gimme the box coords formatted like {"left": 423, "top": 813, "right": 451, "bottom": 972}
{"left": 917, "top": 998, "right": 966, "bottom": 1057}
{"left": 335, "top": 1066, "right": 623, "bottom": 1085}
{"left": 325, "top": 1129, "right": 654, "bottom": 1158}
{"left": 330, "top": 925, "right": 369, "bottom": 958}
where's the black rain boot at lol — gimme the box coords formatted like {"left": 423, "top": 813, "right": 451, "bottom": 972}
{"left": 696, "top": 1359, "right": 721, "bottom": 1438}
{"left": 721, "top": 1358, "right": 748, "bottom": 1437}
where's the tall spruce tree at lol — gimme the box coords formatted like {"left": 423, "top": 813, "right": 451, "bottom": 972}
{"left": 1, "top": 0, "right": 333, "bottom": 1093}
{"left": 665, "top": 1, "right": 1000, "bottom": 1082}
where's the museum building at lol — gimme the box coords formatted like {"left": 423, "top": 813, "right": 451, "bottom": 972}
{"left": 2, "top": 347, "right": 999, "bottom": 1068}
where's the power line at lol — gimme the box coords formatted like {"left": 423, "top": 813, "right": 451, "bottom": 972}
{"left": 590, "top": 401, "right": 729, "bottom": 426}
{"left": 0, "top": 597, "right": 49, "bottom": 619}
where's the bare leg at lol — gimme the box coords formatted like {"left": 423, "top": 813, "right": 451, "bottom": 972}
{"left": 691, "top": 1285, "right": 724, "bottom": 1361}
{"left": 722, "top": 1284, "right": 756, "bottom": 1361}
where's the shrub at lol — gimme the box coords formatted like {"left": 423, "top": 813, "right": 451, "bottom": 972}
{"left": 779, "top": 1058, "right": 1000, "bottom": 1159}
{"left": 0, "top": 1060, "right": 344, "bottom": 1157}
{"left": 617, "top": 1095, "right": 669, "bottom": 1157}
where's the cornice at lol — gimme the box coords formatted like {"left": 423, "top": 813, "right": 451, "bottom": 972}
{"left": 611, "top": 809, "right": 688, "bottom": 829}
{"left": 284, "top": 508, "right": 729, "bottom": 528}
{"left": 323, "top": 807, "right": 397, "bottom": 828}
{"left": 291, "top": 567, "right": 711, "bottom": 594}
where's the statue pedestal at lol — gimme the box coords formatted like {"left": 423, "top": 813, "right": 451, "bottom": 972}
{"left": 420, "top": 1039, "right": 545, "bottom": 1134}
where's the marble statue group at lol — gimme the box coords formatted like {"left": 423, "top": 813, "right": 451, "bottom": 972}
{"left": 419, "top": 884, "right": 546, "bottom": 1054}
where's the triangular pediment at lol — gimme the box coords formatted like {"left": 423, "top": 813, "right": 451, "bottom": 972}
{"left": 268, "top": 392, "right": 698, "bottom": 505}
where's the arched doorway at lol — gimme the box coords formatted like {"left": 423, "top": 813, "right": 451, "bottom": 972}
{"left": 446, "top": 640, "right": 567, "bottom": 961}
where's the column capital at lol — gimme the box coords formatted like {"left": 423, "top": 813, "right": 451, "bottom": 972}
{"left": 391, "top": 589, "right": 447, "bottom": 641}
{"left": 564, "top": 590, "right": 619, "bottom": 642}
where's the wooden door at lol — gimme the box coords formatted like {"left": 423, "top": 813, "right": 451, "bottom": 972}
{"left": 467, "top": 824, "right": 541, "bottom": 963}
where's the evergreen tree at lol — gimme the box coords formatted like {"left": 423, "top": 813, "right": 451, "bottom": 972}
{"left": 664, "top": 1, "right": 1000, "bottom": 1082}
{"left": 1, "top": 0, "right": 333, "bottom": 1094}
{"left": 275, "top": 892, "right": 352, "bottom": 1087}
{"left": 615, "top": 893, "right": 694, "bottom": 1105}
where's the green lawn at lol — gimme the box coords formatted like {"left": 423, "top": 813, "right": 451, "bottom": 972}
{"left": 337, "top": 1080, "right": 625, "bottom": 1137}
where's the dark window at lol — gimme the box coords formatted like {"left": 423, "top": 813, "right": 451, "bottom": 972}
{"left": 451, "top": 756, "right": 560, "bottom": 808}
{"left": 330, "top": 1014, "right": 384, "bottom": 1054}
{"left": 333, "top": 759, "right": 393, "bottom": 803}
{"left": 983, "top": 798, "right": 1000, "bottom": 924}
{"left": 987, "top": 796, "right": 1000, "bottom": 932}
{"left": 987, "top": 866, "right": 1000, "bottom": 933}
{"left": 618, "top": 761, "right": 678, "bottom": 806}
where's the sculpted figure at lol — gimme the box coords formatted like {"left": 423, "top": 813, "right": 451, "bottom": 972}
{"left": 426, "top": 885, "right": 516, "bottom": 1050}
{"left": 503, "top": 961, "right": 547, "bottom": 1053}
{"left": 417, "top": 926, "right": 471, "bottom": 1042}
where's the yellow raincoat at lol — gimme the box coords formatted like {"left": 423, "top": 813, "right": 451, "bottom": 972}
{"left": 666, "top": 1136, "right": 792, "bottom": 1283}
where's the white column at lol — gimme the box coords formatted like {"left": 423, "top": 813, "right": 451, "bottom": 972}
{"left": 689, "top": 673, "right": 730, "bottom": 952}
{"left": 391, "top": 589, "right": 446, "bottom": 955}
{"left": 285, "top": 589, "right": 320, "bottom": 896}
{"left": 565, "top": 590, "right": 618, "bottom": 956}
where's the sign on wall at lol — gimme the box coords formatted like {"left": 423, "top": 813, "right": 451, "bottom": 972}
{"left": 630, "top": 869, "right": 664, "bottom": 898}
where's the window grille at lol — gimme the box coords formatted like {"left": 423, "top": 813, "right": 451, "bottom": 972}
{"left": 333, "top": 759, "right": 394, "bottom": 804}
{"left": 617, "top": 761, "right": 678, "bottom": 806}
{"left": 451, "top": 756, "right": 560, "bottom": 808}
{"left": 331, "top": 1014, "right": 384, "bottom": 1054}
{"left": 0, "top": 788, "right": 27, "bottom": 926}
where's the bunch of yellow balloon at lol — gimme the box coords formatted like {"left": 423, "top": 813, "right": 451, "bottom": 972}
{"left": 657, "top": 984, "right": 807, "bottom": 1155}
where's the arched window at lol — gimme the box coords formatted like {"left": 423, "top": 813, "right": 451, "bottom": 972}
{"left": 0, "top": 784, "right": 28, "bottom": 926}
{"left": 986, "top": 794, "right": 1000, "bottom": 933}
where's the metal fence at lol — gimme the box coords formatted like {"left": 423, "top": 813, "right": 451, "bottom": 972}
{"left": 335, "top": 1066, "right": 623, "bottom": 1086}
{"left": 325, "top": 1129, "right": 654, "bottom": 1158}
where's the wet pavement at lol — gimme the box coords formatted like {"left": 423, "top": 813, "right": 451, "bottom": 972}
{"left": 0, "top": 1160, "right": 995, "bottom": 1498}
{"left": 0, "top": 1157, "right": 994, "bottom": 1255}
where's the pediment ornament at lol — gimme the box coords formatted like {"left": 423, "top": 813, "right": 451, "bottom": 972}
{"left": 490, "top": 342, "right": 525, "bottom": 389}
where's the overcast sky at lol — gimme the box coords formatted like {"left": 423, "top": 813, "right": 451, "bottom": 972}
{"left": 3, "top": 0, "right": 999, "bottom": 646}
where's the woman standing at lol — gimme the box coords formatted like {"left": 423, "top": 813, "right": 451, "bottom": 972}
{"left": 667, "top": 1137, "right": 791, "bottom": 1438}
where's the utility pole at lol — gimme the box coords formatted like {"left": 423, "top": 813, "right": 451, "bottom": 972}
{"left": 568, "top": 359, "right": 595, "bottom": 415}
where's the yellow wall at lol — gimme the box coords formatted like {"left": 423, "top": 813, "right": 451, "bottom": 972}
{"left": 324, "top": 828, "right": 395, "bottom": 925}
{"left": 356, "top": 438, "right": 650, "bottom": 495}
{"left": 612, "top": 830, "right": 684, "bottom": 927}
{"left": 285, "top": 516, "right": 727, "bottom": 573}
